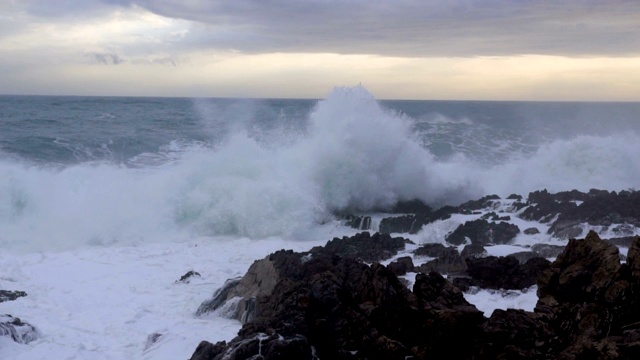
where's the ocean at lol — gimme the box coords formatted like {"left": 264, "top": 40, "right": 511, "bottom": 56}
{"left": 2, "top": 86, "right": 639, "bottom": 252}
{"left": 1, "top": 86, "right": 639, "bottom": 359}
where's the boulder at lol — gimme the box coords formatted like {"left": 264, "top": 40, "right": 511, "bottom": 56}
{"left": 465, "top": 256, "right": 550, "bottom": 290}
{"left": 387, "top": 256, "right": 414, "bottom": 276}
{"left": 0, "top": 290, "right": 27, "bottom": 303}
{"left": 446, "top": 219, "right": 520, "bottom": 246}
{"left": 0, "top": 315, "right": 39, "bottom": 344}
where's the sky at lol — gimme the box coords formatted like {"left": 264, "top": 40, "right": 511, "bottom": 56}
{"left": 1, "top": 0, "right": 639, "bottom": 100}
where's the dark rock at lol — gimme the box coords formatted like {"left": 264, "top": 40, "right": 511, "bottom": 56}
{"left": 523, "top": 227, "right": 540, "bottom": 235}
{"left": 144, "top": 333, "right": 162, "bottom": 351}
{"left": 481, "top": 212, "right": 511, "bottom": 221}
{"left": 476, "top": 309, "right": 559, "bottom": 359}
{"left": 416, "top": 248, "right": 467, "bottom": 275}
{"left": 465, "top": 256, "right": 550, "bottom": 290}
{"left": 0, "top": 290, "right": 27, "bottom": 303}
{"left": 509, "top": 251, "right": 541, "bottom": 264}
{"left": 446, "top": 219, "right": 520, "bottom": 246}
{"left": 460, "top": 194, "right": 501, "bottom": 211}
{"left": 0, "top": 315, "right": 39, "bottom": 344}
{"left": 343, "top": 215, "right": 372, "bottom": 230}
{"left": 379, "top": 214, "right": 422, "bottom": 234}
{"left": 548, "top": 220, "right": 583, "bottom": 239}
{"left": 387, "top": 256, "right": 414, "bottom": 276}
{"left": 507, "top": 194, "right": 523, "bottom": 201}
{"left": 608, "top": 236, "right": 637, "bottom": 248}
{"left": 314, "top": 232, "right": 407, "bottom": 263}
{"left": 177, "top": 270, "right": 201, "bottom": 284}
{"left": 460, "top": 243, "right": 487, "bottom": 259}
{"left": 531, "top": 243, "right": 566, "bottom": 258}
{"left": 413, "top": 243, "right": 450, "bottom": 258}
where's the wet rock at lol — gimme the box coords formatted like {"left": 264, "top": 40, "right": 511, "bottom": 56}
{"left": 343, "top": 215, "right": 372, "bottom": 230}
{"left": 476, "top": 309, "right": 559, "bottom": 359}
{"left": 416, "top": 248, "right": 467, "bottom": 275}
{"left": 523, "top": 227, "right": 540, "bottom": 235}
{"left": 379, "top": 214, "right": 422, "bottom": 234}
{"left": 465, "top": 256, "right": 550, "bottom": 290}
{"left": 509, "top": 251, "right": 541, "bottom": 264}
{"left": 507, "top": 194, "right": 523, "bottom": 201}
{"left": 176, "top": 270, "right": 201, "bottom": 284}
{"left": 387, "top": 256, "right": 414, "bottom": 276}
{"left": 531, "top": 243, "right": 566, "bottom": 258}
{"left": 460, "top": 243, "right": 487, "bottom": 259}
{"left": 413, "top": 243, "right": 450, "bottom": 258}
{"left": 314, "top": 232, "right": 408, "bottom": 263}
{"left": 445, "top": 219, "right": 520, "bottom": 246}
{"left": 459, "top": 194, "right": 501, "bottom": 211}
{"left": 0, "top": 290, "right": 27, "bottom": 303}
{"left": 0, "top": 315, "right": 39, "bottom": 344}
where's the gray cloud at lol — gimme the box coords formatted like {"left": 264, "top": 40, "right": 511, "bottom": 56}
{"left": 97, "top": 0, "right": 640, "bottom": 57}
{"left": 86, "top": 52, "right": 126, "bottom": 65}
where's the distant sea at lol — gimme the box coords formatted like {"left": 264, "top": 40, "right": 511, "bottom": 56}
{"left": 1, "top": 86, "right": 639, "bottom": 251}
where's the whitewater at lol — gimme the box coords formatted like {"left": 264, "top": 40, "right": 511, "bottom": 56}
{"left": 1, "top": 86, "right": 639, "bottom": 359}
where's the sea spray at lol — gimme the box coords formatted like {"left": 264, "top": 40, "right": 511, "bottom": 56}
{"left": 1, "top": 88, "right": 639, "bottom": 252}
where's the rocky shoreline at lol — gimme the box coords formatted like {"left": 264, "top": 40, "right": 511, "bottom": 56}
{"left": 189, "top": 189, "right": 640, "bottom": 360}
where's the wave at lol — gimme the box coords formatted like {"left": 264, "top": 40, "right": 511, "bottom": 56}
{"left": 0, "top": 86, "right": 638, "bottom": 251}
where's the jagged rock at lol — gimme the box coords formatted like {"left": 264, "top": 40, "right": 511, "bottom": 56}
{"left": 507, "top": 194, "right": 523, "bottom": 201}
{"left": 387, "top": 256, "right": 414, "bottom": 276}
{"left": 460, "top": 243, "right": 487, "bottom": 259}
{"left": 416, "top": 250, "right": 467, "bottom": 275}
{"left": 524, "top": 227, "right": 540, "bottom": 235}
{"left": 144, "top": 333, "right": 162, "bottom": 351}
{"left": 176, "top": 270, "right": 201, "bottom": 284}
{"left": 0, "top": 315, "right": 39, "bottom": 344}
{"left": 535, "top": 231, "right": 640, "bottom": 358}
{"left": 476, "top": 309, "right": 559, "bottom": 359}
{"left": 194, "top": 237, "right": 485, "bottom": 360}
{"left": 413, "top": 243, "right": 449, "bottom": 258}
{"left": 608, "top": 236, "right": 637, "bottom": 248}
{"left": 197, "top": 232, "right": 408, "bottom": 322}
{"left": 459, "top": 195, "right": 501, "bottom": 211}
{"left": 509, "top": 251, "right": 541, "bottom": 264}
{"left": 445, "top": 219, "right": 520, "bottom": 246}
{"left": 548, "top": 220, "right": 583, "bottom": 239}
{"left": 343, "top": 215, "right": 372, "bottom": 230}
{"left": 531, "top": 243, "right": 566, "bottom": 258}
{"left": 379, "top": 214, "right": 423, "bottom": 234}
{"left": 465, "top": 256, "right": 550, "bottom": 290}
{"left": 313, "top": 232, "right": 407, "bottom": 263}
{"left": 0, "top": 290, "right": 27, "bottom": 303}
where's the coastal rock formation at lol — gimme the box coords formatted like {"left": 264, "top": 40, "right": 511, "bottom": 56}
{"left": 192, "top": 230, "right": 640, "bottom": 360}
{"left": 445, "top": 219, "right": 520, "bottom": 245}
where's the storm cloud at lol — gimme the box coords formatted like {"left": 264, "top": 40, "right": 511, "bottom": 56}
{"left": 16, "top": 0, "right": 640, "bottom": 57}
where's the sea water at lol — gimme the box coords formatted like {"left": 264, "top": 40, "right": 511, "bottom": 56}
{"left": 2, "top": 86, "right": 639, "bottom": 251}
{"left": 1, "top": 86, "right": 640, "bottom": 359}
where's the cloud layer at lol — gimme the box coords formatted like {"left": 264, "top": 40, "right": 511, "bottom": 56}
{"left": 1, "top": 0, "right": 639, "bottom": 99}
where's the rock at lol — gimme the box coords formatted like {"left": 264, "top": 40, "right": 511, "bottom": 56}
{"left": 413, "top": 243, "right": 449, "bottom": 258}
{"left": 193, "top": 238, "right": 486, "bottom": 360}
{"left": 523, "top": 227, "right": 540, "bottom": 235}
{"left": 476, "top": 309, "right": 559, "bottom": 359}
{"left": 144, "top": 333, "right": 162, "bottom": 351}
{"left": 509, "top": 251, "right": 541, "bottom": 264}
{"left": 459, "top": 195, "right": 501, "bottom": 211}
{"left": 343, "top": 215, "right": 372, "bottom": 230}
{"left": 416, "top": 249, "right": 467, "bottom": 275}
{"left": 465, "top": 256, "right": 550, "bottom": 290}
{"left": 531, "top": 243, "right": 566, "bottom": 258}
{"left": 0, "top": 315, "right": 39, "bottom": 344}
{"left": 379, "top": 214, "right": 422, "bottom": 234}
{"left": 507, "top": 194, "right": 523, "bottom": 201}
{"left": 313, "top": 232, "right": 408, "bottom": 263}
{"left": 460, "top": 243, "right": 487, "bottom": 259}
{"left": 445, "top": 219, "right": 520, "bottom": 246}
{"left": 176, "top": 270, "right": 201, "bottom": 284}
{"left": 0, "top": 290, "right": 27, "bottom": 303}
{"left": 387, "top": 256, "right": 414, "bottom": 276}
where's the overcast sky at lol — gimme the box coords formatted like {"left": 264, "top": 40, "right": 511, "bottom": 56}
{"left": 1, "top": 0, "right": 639, "bottom": 100}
